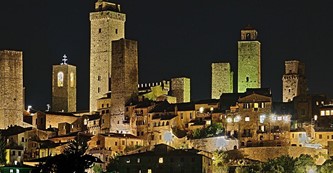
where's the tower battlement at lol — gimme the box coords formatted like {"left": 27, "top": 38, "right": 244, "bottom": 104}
{"left": 95, "top": 0, "right": 121, "bottom": 12}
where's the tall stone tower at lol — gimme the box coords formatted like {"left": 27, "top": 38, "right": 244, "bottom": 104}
{"left": 110, "top": 39, "right": 138, "bottom": 133}
{"left": 89, "top": 0, "right": 126, "bottom": 112}
{"left": 0, "top": 50, "right": 24, "bottom": 129}
{"left": 211, "top": 62, "right": 233, "bottom": 99}
{"left": 52, "top": 55, "right": 77, "bottom": 112}
{"left": 237, "top": 27, "right": 261, "bottom": 93}
{"left": 282, "top": 60, "right": 306, "bottom": 102}
{"left": 171, "top": 77, "right": 191, "bottom": 103}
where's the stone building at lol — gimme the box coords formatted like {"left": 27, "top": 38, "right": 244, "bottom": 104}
{"left": 282, "top": 60, "right": 307, "bottom": 102}
{"left": 89, "top": 0, "right": 126, "bottom": 112}
{"left": 110, "top": 39, "right": 138, "bottom": 133}
{"left": 171, "top": 77, "right": 191, "bottom": 103}
{"left": 0, "top": 50, "right": 24, "bottom": 129}
{"left": 237, "top": 27, "right": 261, "bottom": 93}
{"left": 51, "top": 55, "right": 76, "bottom": 112}
{"left": 211, "top": 62, "right": 233, "bottom": 99}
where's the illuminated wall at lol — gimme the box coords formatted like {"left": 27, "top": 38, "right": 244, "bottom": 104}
{"left": 237, "top": 27, "right": 261, "bottom": 93}
{"left": 89, "top": 1, "right": 126, "bottom": 112}
{"left": 211, "top": 62, "right": 233, "bottom": 99}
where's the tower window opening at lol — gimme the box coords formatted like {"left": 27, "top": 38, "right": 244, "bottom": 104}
{"left": 115, "top": 29, "right": 118, "bottom": 34}
{"left": 98, "top": 28, "right": 102, "bottom": 33}
{"left": 246, "top": 77, "right": 249, "bottom": 82}
{"left": 246, "top": 33, "right": 251, "bottom": 40}
{"left": 288, "top": 89, "right": 291, "bottom": 93}
{"left": 98, "top": 87, "right": 100, "bottom": 93}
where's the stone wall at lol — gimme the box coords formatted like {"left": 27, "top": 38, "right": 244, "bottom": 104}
{"left": 282, "top": 60, "right": 306, "bottom": 102}
{"left": 237, "top": 146, "right": 327, "bottom": 165}
{"left": 0, "top": 50, "right": 24, "bottom": 129}
{"left": 52, "top": 64, "right": 76, "bottom": 112}
{"left": 110, "top": 39, "right": 138, "bottom": 133}
{"left": 189, "top": 136, "right": 239, "bottom": 152}
{"left": 171, "top": 77, "right": 191, "bottom": 103}
{"left": 211, "top": 62, "right": 233, "bottom": 99}
{"left": 237, "top": 28, "right": 261, "bottom": 93}
{"left": 89, "top": 3, "right": 126, "bottom": 112}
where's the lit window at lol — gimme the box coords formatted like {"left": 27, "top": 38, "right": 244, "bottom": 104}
{"left": 321, "top": 111, "right": 325, "bottom": 116}
{"left": 259, "top": 115, "right": 265, "bottom": 123}
{"left": 271, "top": 116, "right": 277, "bottom": 121}
{"left": 226, "top": 117, "right": 232, "bottom": 123}
{"left": 326, "top": 110, "right": 330, "bottom": 116}
{"left": 331, "top": 110, "right": 333, "bottom": 116}
{"left": 148, "top": 169, "right": 152, "bottom": 173}
{"left": 159, "top": 157, "right": 164, "bottom": 163}
{"left": 137, "top": 158, "right": 140, "bottom": 163}
{"left": 254, "top": 103, "right": 259, "bottom": 108}
{"left": 126, "top": 159, "right": 130, "bottom": 163}
{"left": 319, "top": 134, "right": 322, "bottom": 139}
{"left": 57, "top": 72, "right": 64, "bottom": 87}
{"left": 245, "top": 116, "right": 250, "bottom": 122}
{"left": 261, "top": 102, "right": 265, "bottom": 108}
{"left": 292, "top": 134, "right": 294, "bottom": 138}
{"left": 234, "top": 116, "right": 241, "bottom": 122}
{"left": 70, "top": 72, "right": 74, "bottom": 87}
{"left": 283, "top": 116, "right": 289, "bottom": 121}
{"left": 277, "top": 116, "right": 282, "bottom": 121}
{"left": 199, "top": 107, "right": 204, "bottom": 113}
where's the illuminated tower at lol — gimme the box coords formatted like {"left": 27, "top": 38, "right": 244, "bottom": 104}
{"left": 211, "top": 62, "right": 233, "bottom": 99}
{"left": 237, "top": 27, "right": 261, "bottom": 93}
{"left": 171, "top": 77, "right": 191, "bottom": 103}
{"left": 89, "top": 0, "right": 126, "bottom": 112}
{"left": 52, "top": 55, "right": 77, "bottom": 112}
{"left": 110, "top": 39, "right": 138, "bottom": 133}
{"left": 0, "top": 50, "right": 24, "bottom": 129}
{"left": 282, "top": 60, "right": 307, "bottom": 102}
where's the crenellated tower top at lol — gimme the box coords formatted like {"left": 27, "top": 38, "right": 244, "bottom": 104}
{"left": 95, "top": 0, "right": 121, "bottom": 12}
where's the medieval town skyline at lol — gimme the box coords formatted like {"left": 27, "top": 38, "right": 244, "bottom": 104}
{"left": 1, "top": 0, "right": 333, "bottom": 110}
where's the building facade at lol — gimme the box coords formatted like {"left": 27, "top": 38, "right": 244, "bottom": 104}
{"left": 52, "top": 57, "right": 76, "bottom": 112}
{"left": 211, "top": 62, "right": 233, "bottom": 99}
{"left": 171, "top": 77, "right": 191, "bottom": 103}
{"left": 0, "top": 50, "right": 24, "bottom": 129}
{"left": 89, "top": 0, "right": 126, "bottom": 112}
{"left": 282, "top": 60, "right": 307, "bottom": 102}
{"left": 110, "top": 39, "right": 138, "bottom": 133}
{"left": 237, "top": 27, "right": 261, "bottom": 93}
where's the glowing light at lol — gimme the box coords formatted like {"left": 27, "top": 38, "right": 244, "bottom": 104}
{"left": 215, "top": 136, "right": 227, "bottom": 150}
{"left": 245, "top": 116, "right": 250, "bottom": 122}
{"left": 271, "top": 114, "right": 277, "bottom": 121}
{"left": 159, "top": 157, "right": 164, "bottom": 163}
{"left": 163, "top": 131, "right": 173, "bottom": 143}
{"left": 199, "top": 107, "right": 204, "bottom": 113}
{"left": 259, "top": 115, "right": 266, "bottom": 123}
{"left": 210, "top": 107, "right": 214, "bottom": 112}
{"left": 234, "top": 115, "right": 241, "bottom": 122}
{"left": 314, "top": 115, "right": 318, "bottom": 121}
{"left": 283, "top": 115, "right": 289, "bottom": 122}
{"left": 227, "top": 117, "right": 233, "bottom": 123}
{"left": 277, "top": 116, "right": 282, "bottom": 121}
{"left": 27, "top": 105, "right": 32, "bottom": 113}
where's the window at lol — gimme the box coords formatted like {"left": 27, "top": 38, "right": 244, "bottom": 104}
{"left": 319, "top": 134, "right": 322, "bottom": 139}
{"left": 245, "top": 116, "right": 250, "bottom": 122}
{"left": 18, "top": 151, "right": 21, "bottom": 156}
{"left": 70, "top": 72, "right": 74, "bottom": 87}
{"left": 292, "top": 134, "right": 294, "bottom": 138}
{"left": 57, "top": 72, "right": 64, "bottom": 87}
{"left": 148, "top": 169, "right": 152, "bottom": 173}
{"left": 97, "top": 87, "right": 100, "bottom": 93}
{"left": 115, "top": 142, "right": 117, "bottom": 146}
{"left": 115, "top": 28, "right": 118, "bottom": 34}
{"left": 12, "top": 151, "right": 15, "bottom": 156}
{"left": 328, "top": 135, "right": 330, "bottom": 139}
{"left": 190, "top": 112, "right": 193, "bottom": 119}
{"left": 97, "top": 140, "right": 100, "bottom": 145}
{"left": 98, "top": 28, "right": 102, "bottom": 33}
{"left": 122, "top": 140, "right": 125, "bottom": 145}
{"left": 98, "top": 75, "right": 101, "bottom": 81}
{"left": 159, "top": 157, "right": 163, "bottom": 163}
{"left": 21, "top": 137, "right": 24, "bottom": 142}
{"left": 246, "top": 77, "right": 249, "bottom": 82}
{"left": 326, "top": 110, "right": 330, "bottom": 116}
{"left": 180, "top": 113, "right": 184, "bottom": 119}
{"left": 137, "top": 158, "right": 140, "bottom": 163}
{"left": 254, "top": 103, "right": 259, "bottom": 108}
{"left": 321, "top": 111, "right": 325, "bottom": 116}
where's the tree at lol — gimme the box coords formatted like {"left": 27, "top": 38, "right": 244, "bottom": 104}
{"left": 212, "top": 150, "right": 228, "bottom": 173}
{"left": 39, "top": 134, "right": 98, "bottom": 173}
{"left": 294, "top": 154, "right": 316, "bottom": 173}
{"left": 262, "top": 155, "right": 295, "bottom": 173}
{"left": 106, "top": 156, "right": 120, "bottom": 173}
{"left": 319, "top": 158, "right": 333, "bottom": 173}
{"left": 0, "top": 133, "right": 6, "bottom": 165}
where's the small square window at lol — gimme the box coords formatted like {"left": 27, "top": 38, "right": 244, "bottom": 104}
{"left": 245, "top": 117, "right": 250, "bottom": 122}
{"left": 159, "top": 157, "right": 163, "bottom": 163}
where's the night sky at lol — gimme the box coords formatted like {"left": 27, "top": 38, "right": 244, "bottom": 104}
{"left": 1, "top": 0, "right": 333, "bottom": 111}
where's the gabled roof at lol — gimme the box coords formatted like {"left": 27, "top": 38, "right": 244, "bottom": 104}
{"left": 0, "top": 126, "right": 33, "bottom": 137}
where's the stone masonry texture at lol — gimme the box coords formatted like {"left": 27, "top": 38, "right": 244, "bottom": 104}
{"left": 211, "top": 62, "right": 233, "bottom": 99}
{"left": 89, "top": 1, "right": 126, "bottom": 112}
{"left": 171, "top": 77, "right": 191, "bottom": 103}
{"left": 0, "top": 50, "right": 24, "bottom": 129}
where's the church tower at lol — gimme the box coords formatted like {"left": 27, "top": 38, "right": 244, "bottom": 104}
{"left": 237, "top": 27, "right": 261, "bottom": 93}
{"left": 89, "top": 0, "right": 126, "bottom": 112}
{"left": 52, "top": 55, "right": 76, "bottom": 112}
{"left": 211, "top": 62, "right": 233, "bottom": 99}
{"left": 0, "top": 50, "right": 24, "bottom": 129}
{"left": 282, "top": 60, "right": 306, "bottom": 102}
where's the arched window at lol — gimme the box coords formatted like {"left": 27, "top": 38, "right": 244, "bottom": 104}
{"left": 70, "top": 72, "right": 74, "bottom": 87}
{"left": 57, "top": 72, "right": 64, "bottom": 87}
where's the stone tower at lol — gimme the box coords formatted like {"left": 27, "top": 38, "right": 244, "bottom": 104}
{"left": 237, "top": 27, "right": 261, "bottom": 93}
{"left": 110, "top": 39, "right": 138, "bottom": 133}
{"left": 0, "top": 50, "right": 24, "bottom": 129}
{"left": 89, "top": 0, "right": 126, "bottom": 112}
{"left": 282, "top": 60, "right": 306, "bottom": 102}
{"left": 211, "top": 62, "right": 233, "bottom": 99}
{"left": 52, "top": 55, "right": 77, "bottom": 112}
{"left": 171, "top": 77, "right": 191, "bottom": 103}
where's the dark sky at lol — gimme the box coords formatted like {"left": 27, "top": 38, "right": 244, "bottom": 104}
{"left": 1, "top": 0, "right": 333, "bottom": 111}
